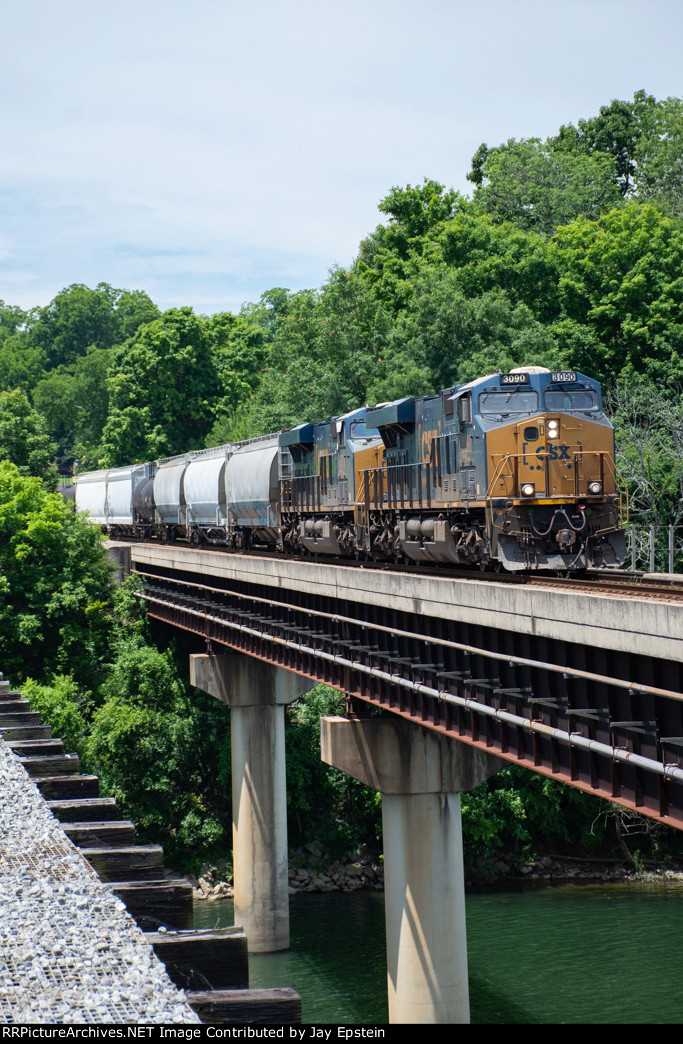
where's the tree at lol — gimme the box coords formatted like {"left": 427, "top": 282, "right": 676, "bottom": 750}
{"left": 468, "top": 138, "right": 622, "bottom": 237}
{"left": 0, "top": 336, "right": 48, "bottom": 393}
{"left": 631, "top": 91, "right": 683, "bottom": 219}
{"left": 377, "top": 179, "right": 463, "bottom": 242}
{"left": 0, "top": 300, "right": 27, "bottom": 343}
{"left": 552, "top": 91, "right": 683, "bottom": 218}
{"left": 28, "top": 283, "right": 159, "bottom": 369}
{"left": 607, "top": 380, "right": 683, "bottom": 531}
{"left": 0, "top": 462, "right": 112, "bottom": 683}
{"left": 356, "top": 180, "right": 464, "bottom": 311}
{"left": 85, "top": 639, "right": 229, "bottom": 860}
{"left": 550, "top": 203, "right": 683, "bottom": 381}
{"left": 0, "top": 389, "right": 56, "bottom": 487}
{"left": 550, "top": 97, "right": 640, "bottom": 196}
{"left": 235, "top": 270, "right": 394, "bottom": 436}
{"left": 437, "top": 210, "right": 559, "bottom": 322}
{"left": 285, "top": 686, "right": 381, "bottom": 852}
{"left": 102, "top": 307, "right": 220, "bottom": 465}
{"left": 384, "top": 273, "right": 559, "bottom": 393}
{"left": 207, "top": 311, "right": 270, "bottom": 444}
{"left": 32, "top": 347, "right": 113, "bottom": 468}
{"left": 20, "top": 674, "right": 88, "bottom": 754}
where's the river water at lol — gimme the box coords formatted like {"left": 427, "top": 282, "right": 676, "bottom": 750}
{"left": 193, "top": 881, "right": 683, "bottom": 1024}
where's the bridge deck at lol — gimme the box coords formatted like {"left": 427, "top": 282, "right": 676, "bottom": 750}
{"left": 0, "top": 736, "right": 200, "bottom": 1025}
{"left": 122, "top": 543, "right": 683, "bottom": 829}
{"left": 127, "top": 544, "right": 683, "bottom": 664}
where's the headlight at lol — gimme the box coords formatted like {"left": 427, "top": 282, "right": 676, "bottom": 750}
{"left": 520, "top": 482, "right": 536, "bottom": 498}
{"left": 547, "top": 419, "right": 559, "bottom": 439}
{"left": 588, "top": 481, "right": 602, "bottom": 495}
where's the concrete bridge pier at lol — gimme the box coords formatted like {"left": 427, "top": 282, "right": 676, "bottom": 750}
{"left": 321, "top": 716, "right": 502, "bottom": 1024}
{"left": 190, "top": 653, "right": 310, "bottom": 953}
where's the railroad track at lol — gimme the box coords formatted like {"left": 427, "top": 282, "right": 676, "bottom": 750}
{"left": 522, "top": 573, "right": 683, "bottom": 601}
{"left": 110, "top": 539, "right": 683, "bottom": 601}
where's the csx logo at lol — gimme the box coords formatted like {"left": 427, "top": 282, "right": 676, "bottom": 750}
{"left": 522, "top": 443, "right": 571, "bottom": 466}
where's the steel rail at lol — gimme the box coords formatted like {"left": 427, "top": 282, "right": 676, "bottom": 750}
{"left": 134, "top": 570, "right": 683, "bottom": 705}
{"left": 136, "top": 590, "right": 683, "bottom": 786}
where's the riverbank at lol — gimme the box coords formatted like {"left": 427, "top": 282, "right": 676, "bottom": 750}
{"left": 468, "top": 851, "right": 683, "bottom": 886}
{"left": 182, "top": 843, "right": 683, "bottom": 901}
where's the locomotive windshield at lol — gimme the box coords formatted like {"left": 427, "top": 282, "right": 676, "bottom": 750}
{"left": 479, "top": 389, "right": 539, "bottom": 414}
{"left": 543, "top": 388, "right": 599, "bottom": 411}
{"left": 349, "top": 419, "right": 380, "bottom": 441}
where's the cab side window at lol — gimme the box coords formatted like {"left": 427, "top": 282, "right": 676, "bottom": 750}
{"left": 458, "top": 395, "right": 473, "bottom": 428}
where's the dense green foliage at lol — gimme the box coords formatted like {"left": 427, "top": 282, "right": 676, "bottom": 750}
{"left": 0, "top": 389, "right": 57, "bottom": 487}
{"left": 285, "top": 687, "right": 382, "bottom": 853}
{"left": 20, "top": 675, "right": 89, "bottom": 755}
{"left": 85, "top": 637, "right": 229, "bottom": 856}
{"left": 0, "top": 463, "right": 111, "bottom": 682}
{"left": 0, "top": 283, "right": 159, "bottom": 468}
{"left": 102, "top": 308, "right": 221, "bottom": 465}
{"left": 2, "top": 89, "right": 683, "bottom": 866}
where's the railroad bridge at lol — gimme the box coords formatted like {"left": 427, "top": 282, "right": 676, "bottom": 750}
{"left": 115, "top": 542, "right": 683, "bottom": 1024}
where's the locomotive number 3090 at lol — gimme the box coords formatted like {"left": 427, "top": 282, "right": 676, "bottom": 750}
{"left": 500, "top": 373, "right": 530, "bottom": 384}
{"left": 551, "top": 371, "right": 577, "bottom": 382}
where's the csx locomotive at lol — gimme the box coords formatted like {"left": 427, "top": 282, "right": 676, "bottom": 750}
{"left": 75, "top": 367, "right": 627, "bottom": 571}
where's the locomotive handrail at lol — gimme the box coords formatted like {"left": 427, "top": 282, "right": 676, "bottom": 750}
{"left": 603, "top": 454, "right": 630, "bottom": 526}
{"left": 485, "top": 450, "right": 627, "bottom": 533}
{"left": 485, "top": 454, "right": 515, "bottom": 533}
{"left": 362, "top": 461, "right": 431, "bottom": 511}
{"left": 285, "top": 474, "right": 323, "bottom": 513}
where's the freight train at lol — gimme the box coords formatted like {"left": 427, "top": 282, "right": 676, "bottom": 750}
{"left": 75, "top": 367, "right": 627, "bottom": 571}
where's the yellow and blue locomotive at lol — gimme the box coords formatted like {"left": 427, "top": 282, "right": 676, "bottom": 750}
{"left": 356, "top": 366, "right": 627, "bottom": 570}
{"left": 278, "top": 407, "right": 384, "bottom": 556}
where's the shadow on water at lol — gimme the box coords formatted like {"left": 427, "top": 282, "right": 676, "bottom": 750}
{"left": 194, "top": 880, "right": 683, "bottom": 1024}
{"left": 194, "top": 892, "right": 388, "bottom": 1024}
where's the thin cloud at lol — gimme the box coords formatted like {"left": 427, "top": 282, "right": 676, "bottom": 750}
{"left": 1, "top": 0, "right": 682, "bottom": 314}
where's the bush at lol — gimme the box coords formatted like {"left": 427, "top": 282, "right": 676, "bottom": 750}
{"left": 20, "top": 674, "right": 89, "bottom": 755}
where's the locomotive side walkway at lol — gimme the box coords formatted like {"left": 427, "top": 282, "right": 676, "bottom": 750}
{"left": 0, "top": 719, "right": 200, "bottom": 1025}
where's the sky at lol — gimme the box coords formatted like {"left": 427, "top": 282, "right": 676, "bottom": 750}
{"left": 2, "top": 0, "right": 682, "bottom": 317}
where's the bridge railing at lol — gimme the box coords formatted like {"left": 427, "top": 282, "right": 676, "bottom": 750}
{"left": 625, "top": 524, "right": 683, "bottom": 573}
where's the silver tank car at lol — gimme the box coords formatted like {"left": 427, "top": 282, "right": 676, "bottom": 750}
{"left": 183, "top": 445, "right": 230, "bottom": 544}
{"left": 153, "top": 454, "right": 190, "bottom": 537}
{"left": 75, "top": 469, "right": 109, "bottom": 527}
{"left": 225, "top": 434, "right": 279, "bottom": 549}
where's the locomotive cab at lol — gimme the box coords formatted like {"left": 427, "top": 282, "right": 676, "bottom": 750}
{"left": 364, "top": 367, "right": 627, "bottom": 571}
{"left": 482, "top": 368, "right": 627, "bottom": 569}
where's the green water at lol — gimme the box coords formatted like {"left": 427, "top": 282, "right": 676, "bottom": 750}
{"left": 193, "top": 882, "right": 683, "bottom": 1024}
